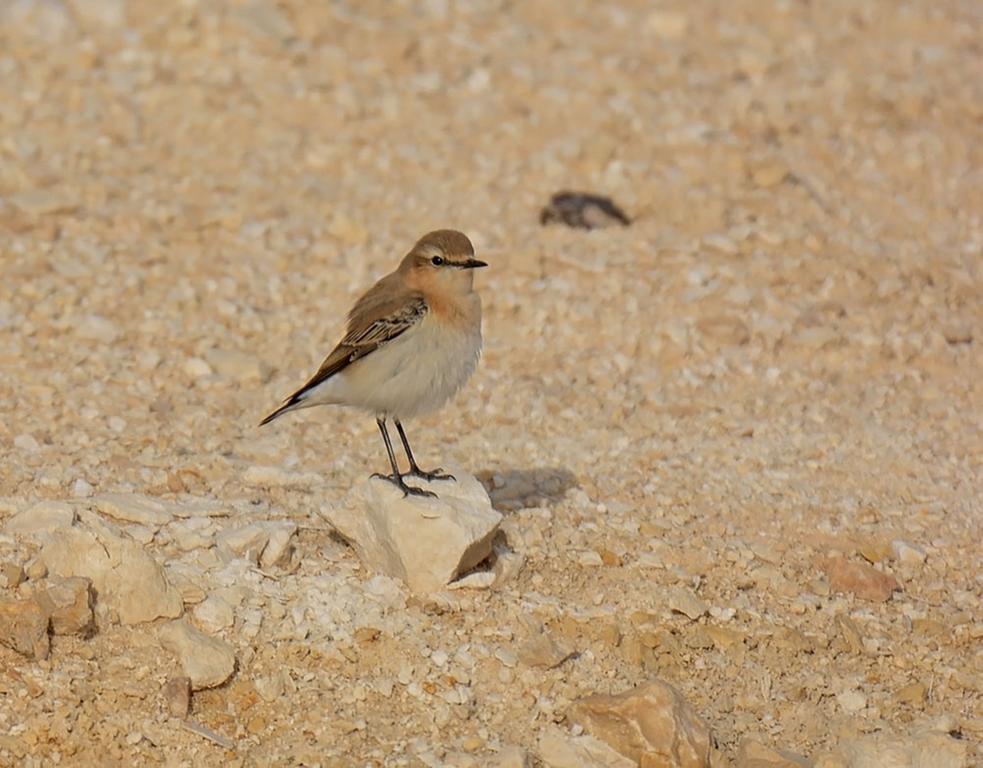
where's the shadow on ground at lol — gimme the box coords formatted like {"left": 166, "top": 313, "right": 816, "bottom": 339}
{"left": 475, "top": 466, "right": 578, "bottom": 511}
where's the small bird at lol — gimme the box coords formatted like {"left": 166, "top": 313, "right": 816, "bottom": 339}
{"left": 260, "top": 230, "right": 487, "bottom": 498}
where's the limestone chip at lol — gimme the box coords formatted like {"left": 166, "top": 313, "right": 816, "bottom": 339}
{"left": 538, "top": 727, "right": 636, "bottom": 768}
{"left": 0, "top": 597, "right": 49, "bottom": 659}
{"left": 822, "top": 557, "right": 900, "bottom": 602}
{"left": 737, "top": 739, "right": 813, "bottom": 768}
{"left": 3, "top": 501, "right": 75, "bottom": 536}
{"left": 33, "top": 576, "right": 92, "bottom": 635}
{"left": 158, "top": 619, "right": 236, "bottom": 690}
{"left": 568, "top": 679, "right": 713, "bottom": 768}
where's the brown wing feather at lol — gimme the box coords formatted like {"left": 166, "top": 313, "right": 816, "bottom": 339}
{"left": 259, "top": 275, "right": 427, "bottom": 425}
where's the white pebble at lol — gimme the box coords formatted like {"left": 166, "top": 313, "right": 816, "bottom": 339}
{"left": 14, "top": 434, "right": 40, "bottom": 452}
{"left": 183, "top": 357, "right": 212, "bottom": 378}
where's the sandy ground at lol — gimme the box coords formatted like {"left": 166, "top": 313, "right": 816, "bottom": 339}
{"left": 0, "top": 0, "right": 980, "bottom": 766}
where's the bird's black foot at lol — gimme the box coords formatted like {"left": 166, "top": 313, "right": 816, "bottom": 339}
{"left": 405, "top": 466, "right": 456, "bottom": 483}
{"left": 371, "top": 472, "right": 438, "bottom": 499}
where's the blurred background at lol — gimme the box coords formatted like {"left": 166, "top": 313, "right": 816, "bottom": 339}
{"left": 0, "top": 0, "right": 980, "bottom": 765}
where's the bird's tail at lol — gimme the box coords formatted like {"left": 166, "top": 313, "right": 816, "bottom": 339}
{"left": 258, "top": 398, "right": 302, "bottom": 426}
{"left": 259, "top": 374, "right": 329, "bottom": 426}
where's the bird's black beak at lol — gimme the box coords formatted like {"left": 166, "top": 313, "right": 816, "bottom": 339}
{"left": 461, "top": 258, "right": 488, "bottom": 269}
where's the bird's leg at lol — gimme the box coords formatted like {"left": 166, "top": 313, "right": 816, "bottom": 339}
{"left": 394, "top": 420, "right": 456, "bottom": 482}
{"left": 371, "top": 418, "right": 436, "bottom": 498}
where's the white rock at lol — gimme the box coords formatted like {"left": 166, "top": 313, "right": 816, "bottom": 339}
{"left": 167, "top": 517, "right": 217, "bottom": 551}
{"left": 192, "top": 594, "right": 235, "bottom": 633}
{"left": 637, "top": 552, "right": 667, "bottom": 569}
{"left": 577, "top": 550, "right": 604, "bottom": 567}
{"left": 3, "top": 501, "right": 76, "bottom": 536}
{"left": 166, "top": 563, "right": 208, "bottom": 604}
{"left": 206, "top": 349, "right": 274, "bottom": 383}
{"left": 490, "top": 746, "right": 530, "bottom": 768}
{"left": 646, "top": 11, "right": 688, "bottom": 39}
{"left": 215, "top": 518, "right": 296, "bottom": 568}
{"left": 519, "top": 631, "right": 574, "bottom": 669}
{"left": 449, "top": 542, "right": 523, "bottom": 590}
{"left": 240, "top": 608, "right": 263, "bottom": 641}
{"left": 158, "top": 619, "right": 236, "bottom": 690}
{"left": 138, "top": 350, "right": 161, "bottom": 371}
{"left": 170, "top": 499, "right": 228, "bottom": 518}
{"left": 449, "top": 570, "right": 496, "bottom": 590}
{"left": 491, "top": 545, "right": 524, "bottom": 586}
{"left": 668, "top": 587, "right": 708, "bottom": 620}
{"left": 77, "top": 315, "right": 119, "bottom": 343}
{"left": 90, "top": 494, "right": 173, "bottom": 526}
{"left": 891, "top": 539, "right": 927, "bottom": 566}
{"left": 125, "top": 524, "right": 156, "bottom": 545}
{"left": 495, "top": 648, "right": 518, "bottom": 668}
{"left": 538, "top": 727, "right": 635, "bottom": 768}
{"left": 216, "top": 522, "right": 271, "bottom": 564}
{"left": 183, "top": 357, "right": 212, "bottom": 378}
{"left": 323, "top": 467, "right": 502, "bottom": 593}
{"left": 107, "top": 416, "right": 126, "bottom": 432}
{"left": 66, "top": 0, "right": 126, "bottom": 27}
{"left": 243, "top": 465, "right": 323, "bottom": 489}
{"left": 254, "top": 671, "right": 286, "bottom": 702}
{"left": 13, "top": 434, "right": 40, "bottom": 452}
{"left": 41, "top": 514, "right": 183, "bottom": 625}
{"left": 72, "top": 478, "right": 94, "bottom": 497}
{"left": 836, "top": 689, "right": 867, "bottom": 714}
{"left": 259, "top": 522, "right": 297, "bottom": 569}
{"left": 817, "top": 721, "right": 968, "bottom": 768}
{"left": 6, "top": 188, "right": 77, "bottom": 215}
{"left": 235, "top": 2, "right": 294, "bottom": 42}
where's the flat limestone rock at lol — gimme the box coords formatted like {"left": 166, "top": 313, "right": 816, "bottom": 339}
{"left": 41, "top": 514, "right": 183, "bottom": 625}
{"left": 3, "top": 501, "right": 76, "bottom": 536}
{"left": 538, "top": 727, "right": 635, "bottom": 768}
{"left": 668, "top": 587, "right": 708, "bottom": 620}
{"left": 89, "top": 494, "right": 174, "bottom": 526}
{"left": 192, "top": 593, "right": 235, "bottom": 633}
{"left": 159, "top": 619, "right": 236, "bottom": 690}
{"left": 568, "top": 679, "right": 713, "bottom": 768}
{"left": 814, "top": 721, "right": 967, "bottom": 768}
{"left": 215, "top": 520, "right": 296, "bottom": 567}
{"left": 243, "top": 465, "right": 323, "bottom": 489}
{"left": 737, "top": 738, "right": 812, "bottom": 768}
{"left": 323, "top": 466, "right": 502, "bottom": 593}
{"left": 519, "top": 630, "right": 575, "bottom": 669}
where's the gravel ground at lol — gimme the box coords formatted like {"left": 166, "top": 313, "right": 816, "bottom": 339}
{"left": 0, "top": 0, "right": 980, "bottom": 766}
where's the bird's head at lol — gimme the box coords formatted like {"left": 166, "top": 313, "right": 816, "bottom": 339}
{"left": 401, "top": 229, "right": 487, "bottom": 293}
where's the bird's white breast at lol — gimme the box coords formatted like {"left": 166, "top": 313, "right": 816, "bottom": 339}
{"left": 306, "top": 306, "right": 482, "bottom": 420}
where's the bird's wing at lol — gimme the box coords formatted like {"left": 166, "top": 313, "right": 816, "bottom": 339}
{"left": 271, "top": 287, "right": 428, "bottom": 413}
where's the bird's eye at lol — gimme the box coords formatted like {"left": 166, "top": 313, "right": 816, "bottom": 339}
{"left": 431, "top": 256, "right": 444, "bottom": 266}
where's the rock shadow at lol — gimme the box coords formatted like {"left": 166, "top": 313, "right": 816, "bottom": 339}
{"left": 475, "top": 466, "right": 577, "bottom": 512}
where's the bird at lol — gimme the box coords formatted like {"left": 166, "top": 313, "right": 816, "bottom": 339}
{"left": 260, "top": 229, "right": 487, "bottom": 498}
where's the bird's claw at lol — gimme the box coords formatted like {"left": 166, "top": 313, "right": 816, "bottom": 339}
{"left": 372, "top": 472, "right": 438, "bottom": 499}
{"left": 403, "top": 485, "right": 438, "bottom": 499}
{"left": 406, "top": 467, "right": 456, "bottom": 483}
